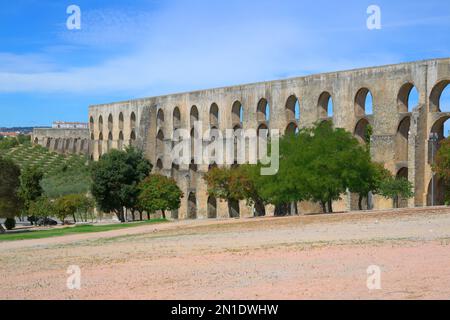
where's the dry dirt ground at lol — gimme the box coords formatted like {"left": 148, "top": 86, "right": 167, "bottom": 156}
{"left": 1, "top": 207, "right": 450, "bottom": 300}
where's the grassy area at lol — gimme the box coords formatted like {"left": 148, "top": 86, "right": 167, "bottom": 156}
{"left": 0, "top": 144, "right": 91, "bottom": 197}
{"left": 0, "top": 219, "right": 168, "bottom": 242}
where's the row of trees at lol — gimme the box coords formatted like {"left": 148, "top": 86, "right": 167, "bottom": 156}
{"left": 0, "top": 156, "right": 96, "bottom": 232}
{"left": 204, "top": 121, "right": 414, "bottom": 214}
{"left": 90, "top": 147, "right": 183, "bottom": 222}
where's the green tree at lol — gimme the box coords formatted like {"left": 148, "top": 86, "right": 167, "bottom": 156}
{"left": 345, "top": 153, "right": 392, "bottom": 210}
{"left": 203, "top": 165, "right": 266, "bottom": 216}
{"left": 379, "top": 177, "right": 414, "bottom": 208}
{"left": 433, "top": 138, "right": 450, "bottom": 202}
{"left": 28, "top": 196, "right": 55, "bottom": 222}
{"left": 138, "top": 174, "right": 183, "bottom": 219}
{"left": 261, "top": 121, "right": 365, "bottom": 213}
{"left": 0, "top": 157, "right": 22, "bottom": 233}
{"left": 91, "top": 147, "right": 152, "bottom": 222}
{"left": 18, "top": 166, "right": 44, "bottom": 217}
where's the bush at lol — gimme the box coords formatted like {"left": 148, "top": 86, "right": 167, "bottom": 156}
{"left": 4, "top": 218, "right": 16, "bottom": 230}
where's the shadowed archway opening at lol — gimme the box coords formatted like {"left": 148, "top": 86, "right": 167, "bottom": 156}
{"left": 355, "top": 88, "right": 373, "bottom": 117}
{"left": 396, "top": 167, "right": 409, "bottom": 208}
{"left": 98, "top": 132, "right": 103, "bottom": 157}
{"left": 209, "top": 103, "right": 219, "bottom": 128}
{"left": 207, "top": 196, "right": 217, "bottom": 219}
{"left": 118, "top": 131, "right": 124, "bottom": 150}
{"left": 157, "top": 130, "right": 164, "bottom": 155}
{"left": 228, "top": 199, "right": 240, "bottom": 218}
{"left": 395, "top": 116, "right": 411, "bottom": 163}
{"left": 156, "top": 158, "right": 163, "bottom": 171}
{"left": 285, "top": 122, "right": 298, "bottom": 136}
{"left": 173, "top": 107, "right": 181, "bottom": 130}
{"left": 98, "top": 116, "right": 103, "bottom": 132}
{"left": 188, "top": 192, "right": 197, "bottom": 219}
{"left": 108, "top": 132, "right": 113, "bottom": 151}
{"left": 285, "top": 95, "right": 300, "bottom": 122}
{"left": 108, "top": 114, "right": 113, "bottom": 131}
{"left": 427, "top": 177, "right": 446, "bottom": 206}
{"left": 89, "top": 116, "right": 94, "bottom": 131}
{"left": 130, "top": 112, "right": 136, "bottom": 129}
{"left": 398, "top": 83, "right": 419, "bottom": 113}
{"left": 130, "top": 130, "right": 136, "bottom": 147}
{"left": 119, "top": 113, "right": 124, "bottom": 130}
{"left": 157, "top": 109, "right": 165, "bottom": 127}
{"left": 354, "top": 118, "right": 370, "bottom": 144}
{"left": 318, "top": 92, "right": 333, "bottom": 118}
{"left": 430, "top": 80, "right": 450, "bottom": 113}
{"left": 257, "top": 98, "right": 270, "bottom": 122}
{"left": 232, "top": 101, "right": 243, "bottom": 126}
{"left": 190, "top": 105, "right": 199, "bottom": 127}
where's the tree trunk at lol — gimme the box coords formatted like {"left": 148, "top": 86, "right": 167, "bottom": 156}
{"left": 131, "top": 210, "right": 135, "bottom": 221}
{"left": 321, "top": 202, "right": 327, "bottom": 213}
{"left": 394, "top": 196, "right": 399, "bottom": 209}
{"left": 139, "top": 211, "right": 143, "bottom": 221}
{"left": 72, "top": 213, "right": 77, "bottom": 223}
{"left": 358, "top": 195, "right": 364, "bottom": 211}
{"left": 327, "top": 200, "right": 333, "bottom": 213}
{"left": 161, "top": 210, "right": 166, "bottom": 219}
{"left": 147, "top": 212, "right": 150, "bottom": 220}
{"left": 0, "top": 223, "right": 5, "bottom": 234}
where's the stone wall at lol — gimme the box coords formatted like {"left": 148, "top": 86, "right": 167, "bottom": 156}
{"left": 32, "top": 128, "right": 91, "bottom": 156}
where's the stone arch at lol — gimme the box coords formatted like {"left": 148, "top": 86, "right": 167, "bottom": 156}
{"left": 118, "top": 131, "right": 124, "bottom": 150}
{"left": 157, "top": 109, "right": 165, "bottom": 127}
{"left": 33, "top": 137, "right": 39, "bottom": 145}
{"left": 398, "top": 82, "right": 419, "bottom": 113}
{"left": 427, "top": 177, "right": 446, "bottom": 206}
{"left": 156, "top": 129, "right": 165, "bottom": 155}
{"left": 98, "top": 132, "right": 103, "bottom": 157}
{"left": 107, "top": 131, "right": 113, "bottom": 151}
{"left": 257, "top": 123, "right": 269, "bottom": 160}
{"left": 395, "top": 116, "right": 411, "bottom": 162}
{"left": 173, "top": 107, "right": 181, "bottom": 130}
{"left": 156, "top": 158, "right": 163, "bottom": 171}
{"left": 98, "top": 115, "right": 103, "bottom": 132}
{"left": 228, "top": 199, "right": 240, "bottom": 218}
{"left": 285, "top": 122, "right": 298, "bottom": 135}
{"left": 430, "top": 80, "right": 450, "bottom": 112}
{"left": 210, "top": 103, "right": 219, "bottom": 128}
{"left": 188, "top": 192, "right": 197, "bottom": 219}
{"left": 232, "top": 100, "right": 243, "bottom": 125}
{"left": 130, "top": 112, "right": 136, "bottom": 129}
{"left": 119, "top": 112, "right": 124, "bottom": 130}
{"left": 190, "top": 105, "right": 199, "bottom": 127}
{"left": 89, "top": 116, "right": 94, "bottom": 131}
{"left": 285, "top": 95, "right": 300, "bottom": 121}
{"left": 429, "top": 116, "right": 450, "bottom": 165}
{"left": 130, "top": 130, "right": 136, "bottom": 146}
{"left": 318, "top": 91, "right": 333, "bottom": 118}
{"left": 108, "top": 114, "right": 113, "bottom": 131}
{"left": 354, "top": 118, "right": 370, "bottom": 144}
{"left": 257, "top": 98, "right": 270, "bottom": 122}
{"left": 207, "top": 196, "right": 217, "bottom": 219}
{"left": 354, "top": 88, "right": 373, "bottom": 117}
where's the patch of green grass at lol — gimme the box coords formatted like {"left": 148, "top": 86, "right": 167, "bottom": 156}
{"left": 0, "top": 219, "right": 168, "bottom": 242}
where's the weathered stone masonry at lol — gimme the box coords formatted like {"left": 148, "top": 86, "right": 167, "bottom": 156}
{"left": 56, "top": 58, "right": 450, "bottom": 219}
{"left": 32, "top": 128, "right": 90, "bottom": 156}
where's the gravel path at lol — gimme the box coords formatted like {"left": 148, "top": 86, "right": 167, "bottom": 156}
{"left": 1, "top": 207, "right": 450, "bottom": 300}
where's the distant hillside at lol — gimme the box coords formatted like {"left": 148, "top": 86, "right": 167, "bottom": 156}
{"left": 0, "top": 144, "right": 91, "bottom": 198}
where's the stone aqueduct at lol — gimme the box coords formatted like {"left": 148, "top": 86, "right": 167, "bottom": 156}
{"left": 34, "top": 58, "right": 450, "bottom": 219}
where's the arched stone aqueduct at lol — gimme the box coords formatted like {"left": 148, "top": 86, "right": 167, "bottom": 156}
{"left": 58, "top": 58, "right": 450, "bottom": 219}
{"left": 32, "top": 128, "right": 91, "bottom": 156}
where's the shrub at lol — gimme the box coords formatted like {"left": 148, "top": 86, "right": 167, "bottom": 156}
{"left": 4, "top": 218, "right": 16, "bottom": 230}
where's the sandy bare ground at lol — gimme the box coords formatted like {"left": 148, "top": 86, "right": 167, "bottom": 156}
{"left": 1, "top": 207, "right": 450, "bottom": 300}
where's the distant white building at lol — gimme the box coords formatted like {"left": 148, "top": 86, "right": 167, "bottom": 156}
{"left": 52, "top": 121, "right": 88, "bottom": 129}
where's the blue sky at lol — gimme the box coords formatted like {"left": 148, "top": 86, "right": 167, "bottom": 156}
{"left": 1, "top": 0, "right": 450, "bottom": 127}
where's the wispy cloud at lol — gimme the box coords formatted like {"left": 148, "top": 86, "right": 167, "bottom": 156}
{"left": 0, "top": 0, "right": 448, "bottom": 97}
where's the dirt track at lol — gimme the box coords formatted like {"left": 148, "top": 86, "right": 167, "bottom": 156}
{"left": 1, "top": 207, "right": 450, "bottom": 300}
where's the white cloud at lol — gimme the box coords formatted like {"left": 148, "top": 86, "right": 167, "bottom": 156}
{"left": 0, "top": 0, "right": 437, "bottom": 96}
